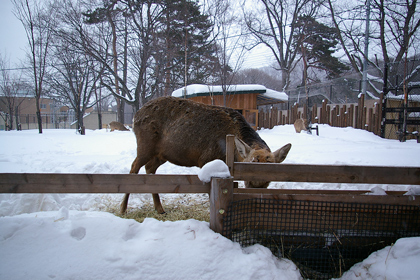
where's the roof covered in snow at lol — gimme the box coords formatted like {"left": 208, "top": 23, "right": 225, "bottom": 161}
{"left": 387, "top": 93, "right": 420, "bottom": 102}
{"left": 172, "top": 84, "right": 288, "bottom": 104}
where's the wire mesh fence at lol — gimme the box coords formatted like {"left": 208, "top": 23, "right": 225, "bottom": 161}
{"left": 222, "top": 198, "right": 420, "bottom": 279}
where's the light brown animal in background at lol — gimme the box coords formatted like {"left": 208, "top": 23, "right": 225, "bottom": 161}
{"left": 108, "top": 121, "right": 129, "bottom": 132}
{"left": 121, "top": 96, "right": 292, "bottom": 214}
{"left": 294, "top": 118, "right": 308, "bottom": 133}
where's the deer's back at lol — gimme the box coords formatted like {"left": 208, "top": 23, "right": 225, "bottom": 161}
{"left": 133, "top": 97, "right": 268, "bottom": 167}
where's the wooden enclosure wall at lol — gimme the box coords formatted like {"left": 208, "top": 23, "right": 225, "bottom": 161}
{"left": 189, "top": 93, "right": 259, "bottom": 110}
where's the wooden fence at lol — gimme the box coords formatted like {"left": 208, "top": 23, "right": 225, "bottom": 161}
{"left": 2, "top": 135, "right": 419, "bottom": 279}
{"left": 1, "top": 165, "right": 419, "bottom": 233}
{"left": 1, "top": 135, "right": 419, "bottom": 234}
{"left": 259, "top": 94, "right": 383, "bottom": 135}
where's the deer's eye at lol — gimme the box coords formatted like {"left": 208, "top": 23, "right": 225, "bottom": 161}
{"left": 266, "top": 156, "right": 274, "bottom": 163}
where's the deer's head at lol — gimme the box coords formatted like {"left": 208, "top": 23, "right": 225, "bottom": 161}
{"left": 234, "top": 137, "right": 292, "bottom": 188}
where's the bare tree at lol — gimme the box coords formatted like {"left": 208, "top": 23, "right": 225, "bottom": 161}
{"left": 12, "top": 0, "right": 56, "bottom": 133}
{"left": 0, "top": 54, "right": 28, "bottom": 130}
{"left": 232, "top": 68, "right": 283, "bottom": 91}
{"left": 327, "top": 0, "right": 420, "bottom": 95}
{"left": 68, "top": 0, "right": 161, "bottom": 112}
{"left": 47, "top": 38, "right": 103, "bottom": 134}
{"left": 242, "top": 0, "right": 322, "bottom": 91}
{"left": 208, "top": 0, "right": 246, "bottom": 107}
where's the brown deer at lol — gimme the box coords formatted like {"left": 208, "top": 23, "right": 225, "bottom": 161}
{"left": 121, "top": 96, "right": 292, "bottom": 214}
{"left": 294, "top": 118, "right": 308, "bottom": 133}
{"left": 108, "top": 121, "right": 129, "bottom": 132}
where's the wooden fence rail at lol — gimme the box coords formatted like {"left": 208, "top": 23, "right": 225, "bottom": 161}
{"left": 232, "top": 163, "right": 420, "bottom": 185}
{"left": 2, "top": 164, "right": 418, "bottom": 195}
{"left": 0, "top": 173, "right": 210, "bottom": 194}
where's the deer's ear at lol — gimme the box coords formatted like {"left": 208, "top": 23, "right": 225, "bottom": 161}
{"left": 273, "top": 143, "right": 292, "bottom": 163}
{"left": 234, "top": 137, "right": 252, "bottom": 159}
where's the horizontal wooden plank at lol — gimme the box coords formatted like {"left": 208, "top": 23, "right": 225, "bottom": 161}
{"left": 0, "top": 173, "right": 210, "bottom": 194}
{"left": 233, "top": 163, "right": 420, "bottom": 185}
{"left": 0, "top": 173, "right": 204, "bottom": 185}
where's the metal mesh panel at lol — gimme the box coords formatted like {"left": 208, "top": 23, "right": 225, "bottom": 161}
{"left": 222, "top": 199, "right": 420, "bottom": 279}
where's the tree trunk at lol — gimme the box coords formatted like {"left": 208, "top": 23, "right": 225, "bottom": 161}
{"left": 78, "top": 111, "right": 84, "bottom": 135}
{"left": 98, "top": 113, "right": 102, "bottom": 130}
{"left": 15, "top": 106, "right": 20, "bottom": 131}
{"left": 118, "top": 99, "right": 125, "bottom": 124}
{"left": 35, "top": 97, "right": 42, "bottom": 134}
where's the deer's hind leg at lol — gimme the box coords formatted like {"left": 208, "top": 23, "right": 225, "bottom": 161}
{"left": 145, "top": 157, "right": 167, "bottom": 214}
{"left": 120, "top": 155, "right": 153, "bottom": 215}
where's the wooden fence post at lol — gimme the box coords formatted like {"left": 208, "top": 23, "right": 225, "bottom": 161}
{"left": 327, "top": 105, "right": 331, "bottom": 125}
{"left": 358, "top": 94, "right": 365, "bottom": 129}
{"left": 355, "top": 105, "right": 359, "bottom": 129}
{"left": 225, "top": 135, "right": 235, "bottom": 176}
{"left": 377, "top": 102, "right": 381, "bottom": 135}
{"left": 312, "top": 104, "right": 318, "bottom": 123}
{"left": 349, "top": 104, "right": 355, "bottom": 128}
{"left": 210, "top": 177, "right": 234, "bottom": 235}
{"left": 270, "top": 108, "right": 277, "bottom": 128}
{"left": 363, "top": 106, "right": 367, "bottom": 130}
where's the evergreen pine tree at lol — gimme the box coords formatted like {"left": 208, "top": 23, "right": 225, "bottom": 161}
{"left": 293, "top": 15, "right": 349, "bottom": 79}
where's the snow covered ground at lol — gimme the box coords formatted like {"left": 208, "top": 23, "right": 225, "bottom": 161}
{"left": 1, "top": 125, "right": 419, "bottom": 279}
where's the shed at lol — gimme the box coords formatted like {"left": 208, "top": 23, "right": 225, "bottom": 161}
{"left": 383, "top": 93, "right": 420, "bottom": 140}
{"left": 172, "top": 84, "right": 288, "bottom": 129}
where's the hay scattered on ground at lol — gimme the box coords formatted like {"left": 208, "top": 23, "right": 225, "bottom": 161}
{"left": 105, "top": 195, "right": 210, "bottom": 223}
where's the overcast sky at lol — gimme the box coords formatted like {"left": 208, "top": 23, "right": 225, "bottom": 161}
{"left": 0, "top": 0, "right": 27, "bottom": 66}
{"left": 0, "top": 0, "right": 272, "bottom": 70}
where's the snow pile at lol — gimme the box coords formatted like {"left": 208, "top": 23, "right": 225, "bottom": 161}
{"left": 263, "top": 88, "right": 288, "bottom": 101}
{"left": 405, "top": 186, "right": 420, "bottom": 196}
{"left": 172, "top": 84, "right": 266, "bottom": 97}
{"left": 198, "top": 159, "right": 231, "bottom": 183}
{"left": 0, "top": 125, "right": 420, "bottom": 279}
{"left": 366, "top": 186, "right": 387, "bottom": 195}
{"left": 0, "top": 209, "right": 301, "bottom": 280}
{"left": 335, "top": 237, "right": 420, "bottom": 280}
{"left": 172, "top": 84, "right": 288, "bottom": 102}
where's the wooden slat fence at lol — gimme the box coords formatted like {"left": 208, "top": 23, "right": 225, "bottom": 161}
{"left": 259, "top": 94, "right": 383, "bottom": 136}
